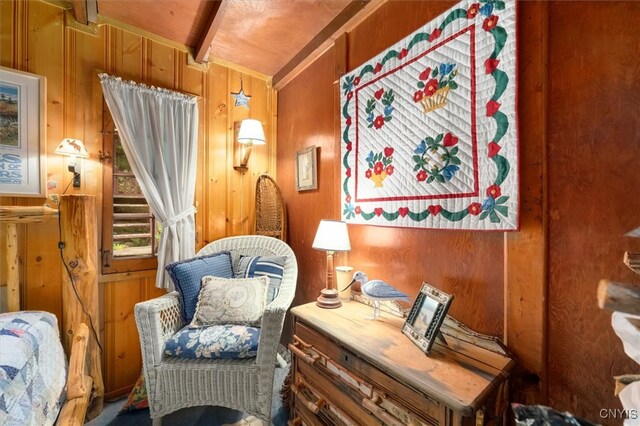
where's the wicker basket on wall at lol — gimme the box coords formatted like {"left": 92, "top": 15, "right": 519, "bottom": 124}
{"left": 255, "top": 174, "right": 287, "bottom": 241}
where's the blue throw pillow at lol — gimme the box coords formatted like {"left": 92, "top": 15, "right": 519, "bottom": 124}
{"left": 164, "top": 324, "right": 260, "bottom": 359}
{"left": 166, "top": 252, "right": 233, "bottom": 323}
{"left": 234, "top": 255, "right": 286, "bottom": 303}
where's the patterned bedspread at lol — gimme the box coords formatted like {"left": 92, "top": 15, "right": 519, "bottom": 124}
{"left": 0, "top": 311, "right": 67, "bottom": 426}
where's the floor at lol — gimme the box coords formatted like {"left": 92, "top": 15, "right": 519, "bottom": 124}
{"left": 86, "top": 366, "right": 290, "bottom": 426}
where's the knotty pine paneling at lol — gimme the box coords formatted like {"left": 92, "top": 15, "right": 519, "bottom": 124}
{"left": 547, "top": 1, "right": 640, "bottom": 421}
{"left": 0, "top": 0, "right": 276, "bottom": 397}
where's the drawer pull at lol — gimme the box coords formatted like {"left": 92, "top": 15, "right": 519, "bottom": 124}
{"left": 288, "top": 343, "right": 320, "bottom": 365}
{"left": 362, "top": 395, "right": 404, "bottom": 426}
{"left": 291, "top": 383, "right": 325, "bottom": 414}
{"left": 294, "top": 335, "right": 313, "bottom": 349}
{"left": 288, "top": 416, "right": 302, "bottom": 426}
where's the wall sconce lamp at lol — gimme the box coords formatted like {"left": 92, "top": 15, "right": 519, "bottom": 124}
{"left": 55, "top": 138, "right": 88, "bottom": 188}
{"left": 233, "top": 119, "right": 265, "bottom": 173}
{"left": 313, "top": 220, "right": 351, "bottom": 309}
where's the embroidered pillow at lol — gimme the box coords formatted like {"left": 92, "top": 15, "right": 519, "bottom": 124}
{"left": 164, "top": 324, "right": 260, "bottom": 359}
{"left": 165, "top": 251, "right": 233, "bottom": 323}
{"left": 234, "top": 255, "right": 286, "bottom": 303}
{"left": 190, "top": 276, "right": 269, "bottom": 327}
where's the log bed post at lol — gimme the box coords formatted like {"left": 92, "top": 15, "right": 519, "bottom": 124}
{"left": 59, "top": 195, "right": 104, "bottom": 419}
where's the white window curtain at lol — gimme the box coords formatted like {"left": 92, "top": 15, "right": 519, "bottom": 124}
{"left": 99, "top": 74, "right": 199, "bottom": 289}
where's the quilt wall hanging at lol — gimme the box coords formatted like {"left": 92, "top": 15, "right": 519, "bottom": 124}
{"left": 340, "top": 0, "right": 518, "bottom": 230}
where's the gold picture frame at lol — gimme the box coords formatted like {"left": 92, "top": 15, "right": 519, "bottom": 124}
{"left": 0, "top": 66, "right": 46, "bottom": 197}
{"left": 295, "top": 145, "right": 317, "bottom": 191}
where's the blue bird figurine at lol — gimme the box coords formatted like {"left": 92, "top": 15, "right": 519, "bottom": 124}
{"left": 345, "top": 271, "right": 410, "bottom": 320}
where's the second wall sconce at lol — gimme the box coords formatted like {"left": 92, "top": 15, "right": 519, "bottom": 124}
{"left": 55, "top": 138, "right": 88, "bottom": 188}
{"left": 233, "top": 119, "right": 265, "bottom": 173}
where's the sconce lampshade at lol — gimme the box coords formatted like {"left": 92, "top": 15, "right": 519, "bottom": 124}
{"left": 312, "top": 220, "right": 351, "bottom": 252}
{"left": 55, "top": 138, "right": 89, "bottom": 158}
{"left": 237, "top": 119, "right": 266, "bottom": 145}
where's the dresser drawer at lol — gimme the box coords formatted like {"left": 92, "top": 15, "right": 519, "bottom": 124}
{"left": 293, "top": 322, "right": 440, "bottom": 425}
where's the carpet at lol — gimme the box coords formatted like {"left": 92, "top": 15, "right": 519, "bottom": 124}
{"left": 86, "top": 365, "right": 290, "bottom": 426}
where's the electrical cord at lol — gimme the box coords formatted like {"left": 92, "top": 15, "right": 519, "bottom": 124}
{"left": 56, "top": 180, "right": 104, "bottom": 354}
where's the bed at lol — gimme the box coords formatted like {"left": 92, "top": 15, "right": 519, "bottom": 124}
{"left": 0, "top": 311, "right": 91, "bottom": 426}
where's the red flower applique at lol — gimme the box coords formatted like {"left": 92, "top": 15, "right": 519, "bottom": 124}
{"left": 365, "top": 169, "right": 372, "bottom": 178}
{"left": 346, "top": 142, "right": 352, "bottom": 152}
{"left": 355, "top": 206, "right": 362, "bottom": 214}
{"left": 384, "top": 147, "right": 394, "bottom": 157}
{"left": 346, "top": 195, "right": 351, "bottom": 203}
{"left": 443, "top": 133, "right": 459, "bottom": 147}
{"left": 417, "top": 170, "right": 428, "bottom": 182}
{"left": 346, "top": 117, "right": 352, "bottom": 126}
{"left": 374, "top": 63, "right": 382, "bottom": 73}
{"left": 373, "top": 115, "right": 385, "bottom": 130}
{"left": 429, "top": 28, "right": 442, "bottom": 42}
{"left": 346, "top": 168, "right": 351, "bottom": 178}
{"left": 486, "top": 184, "right": 502, "bottom": 198}
{"left": 385, "top": 165, "right": 394, "bottom": 175}
{"left": 374, "top": 88, "right": 384, "bottom": 100}
{"left": 374, "top": 161, "right": 384, "bottom": 175}
{"left": 354, "top": 76, "right": 361, "bottom": 86}
{"left": 483, "top": 15, "right": 499, "bottom": 31}
{"left": 398, "top": 207, "right": 409, "bottom": 218}
{"left": 467, "top": 3, "right": 480, "bottom": 19}
{"left": 467, "top": 202, "right": 482, "bottom": 216}
{"left": 485, "top": 58, "right": 500, "bottom": 74}
{"left": 398, "top": 48, "right": 408, "bottom": 59}
{"left": 413, "top": 90, "right": 424, "bottom": 102}
{"left": 347, "top": 92, "right": 353, "bottom": 100}
{"left": 424, "top": 79, "right": 439, "bottom": 97}
{"left": 374, "top": 208, "right": 383, "bottom": 216}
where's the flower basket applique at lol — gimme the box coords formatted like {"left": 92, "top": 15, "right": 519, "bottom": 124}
{"left": 366, "top": 88, "right": 395, "bottom": 130}
{"left": 413, "top": 63, "right": 458, "bottom": 113}
{"left": 413, "top": 132, "right": 461, "bottom": 184}
{"left": 365, "top": 147, "right": 395, "bottom": 188}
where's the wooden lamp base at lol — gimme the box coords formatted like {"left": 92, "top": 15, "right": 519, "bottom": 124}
{"left": 316, "top": 288, "right": 342, "bottom": 309}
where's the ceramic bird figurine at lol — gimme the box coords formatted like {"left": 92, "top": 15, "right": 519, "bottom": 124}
{"left": 345, "top": 271, "right": 410, "bottom": 320}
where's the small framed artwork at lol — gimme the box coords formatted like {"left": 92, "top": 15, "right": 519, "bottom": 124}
{"left": 0, "top": 67, "right": 46, "bottom": 197}
{"left": 402, "top": 283, "right": 453, "bottom": 354}
{"left": 295, "top": 145, "right": 317, "bottom": 191}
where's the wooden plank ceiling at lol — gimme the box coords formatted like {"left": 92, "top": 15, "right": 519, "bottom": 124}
{"left": 92, "top": 0, "right": 354, "bottom": 76}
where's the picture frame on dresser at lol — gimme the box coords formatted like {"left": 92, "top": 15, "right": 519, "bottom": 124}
{"left": 403, "top": 282, "right": 453, "bottom": 354}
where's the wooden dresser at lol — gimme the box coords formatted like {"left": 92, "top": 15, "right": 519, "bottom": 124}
{"left": 289, "top": 301, "right": 515, "bottom": 426}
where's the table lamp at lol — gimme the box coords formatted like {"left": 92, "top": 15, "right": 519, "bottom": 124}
{"left": 312, "top": 219, "right": 351, "bottom": 308}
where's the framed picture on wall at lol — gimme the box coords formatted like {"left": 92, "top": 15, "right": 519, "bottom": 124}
{"left": 0, "top": 67, "right": 46, "bottom": 197}
{"left": 296, "top": 145, "right": 317, "bottom": 191}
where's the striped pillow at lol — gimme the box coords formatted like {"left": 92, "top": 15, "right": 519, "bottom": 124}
{"left": 234, "top": 256, "right": 286, "bottom": 303}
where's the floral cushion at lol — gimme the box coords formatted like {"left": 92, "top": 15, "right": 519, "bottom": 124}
{"left": 118, "top": 374, "right": 148, "bottom": 414}
{"left": 165, "top": 251, "right": 234, "bottom": 323}
{"left": 190, "top": 276, "right": 269, "bottom": 327}
{"left": 165, "top": 325, "right": 261, "bottom": 359}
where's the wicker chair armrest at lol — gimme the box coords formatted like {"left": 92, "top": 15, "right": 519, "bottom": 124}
{"left": 255, "top": 290, "right": 291, "bottom": 367}
{"left": 134, "top": 291, "right": 184, "bottom": 368}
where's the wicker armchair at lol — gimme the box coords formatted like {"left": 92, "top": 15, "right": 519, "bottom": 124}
{"left": 134, "top": 236, "right": 298, "bottom": 425}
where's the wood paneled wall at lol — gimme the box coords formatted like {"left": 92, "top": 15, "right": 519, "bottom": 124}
{"left": 0, "top": 0, "right": 276, "bottom": 398}
{"left": 277, "top": 0, "right": 640, "bottom": 423}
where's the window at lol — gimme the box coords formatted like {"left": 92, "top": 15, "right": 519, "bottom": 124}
{"left": 101, "top": 108, "right": 158, "bottom": 274}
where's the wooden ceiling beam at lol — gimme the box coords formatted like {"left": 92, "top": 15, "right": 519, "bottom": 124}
{"left": 72, "top": 0, "right": 97, "bottom": 25}
{"left": 194, "top": 0, "right": 228, "bottom": 64}
{"left": 273, "top": 0, "right": 388, "bottom": 89}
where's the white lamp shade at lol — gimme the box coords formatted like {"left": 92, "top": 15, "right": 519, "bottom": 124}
{"left": 237, "top": 119, "right": 266, "bottom": 145}
{"left": 55, "top": 138, "right": 88, "bottom": 158}
{"left": 312, "top": 220, "right": 351, "bottom": 252}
